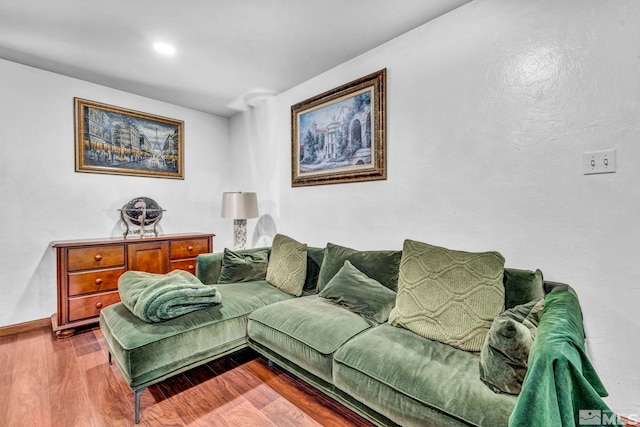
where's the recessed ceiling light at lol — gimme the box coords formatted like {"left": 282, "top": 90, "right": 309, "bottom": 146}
{"left": 153, "top": 42, "right": 175, "bottom": 55}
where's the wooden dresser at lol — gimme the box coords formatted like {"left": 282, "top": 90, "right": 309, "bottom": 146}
{"left": 51, "top": 233, "right": 214, "bottom": 337}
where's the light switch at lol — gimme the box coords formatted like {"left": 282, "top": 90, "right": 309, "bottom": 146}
{"left": 583, "top": 149, "right": 617, "bottom": 175}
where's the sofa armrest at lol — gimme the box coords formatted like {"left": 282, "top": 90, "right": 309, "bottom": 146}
{"left": 543, "top": 280, "right": 579, "bottom": 299}
{"left": 196, "top": 252, "right": 225, "bottom": 285}
{"left": 509, "top": 287, "right": 615, "bottom": 426}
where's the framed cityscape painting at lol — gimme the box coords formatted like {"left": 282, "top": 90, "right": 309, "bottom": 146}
{"left": 74, "top": 98, "right": 184, "bottom": 179}
{"left": 291, "top": 69, "right": 386, "bottom": 187}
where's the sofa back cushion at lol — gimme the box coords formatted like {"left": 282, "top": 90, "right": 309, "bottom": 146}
{"left": 389, "top": 239, "right": 505, "bottom": 352}
{"left": 503, "top": 268, "right": 545, "bottom": 309}
{"left": 304, "top": 246, "right": 325, "bottom": 293}
{"left": 316, "top": 243, "right": 402, "bottom": 292}
{"left": 217, "top": 248, "right": 269, "bottom": 283}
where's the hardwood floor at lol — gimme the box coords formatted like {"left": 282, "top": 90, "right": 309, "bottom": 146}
{"left": 0, "top": 326, "right": 375, "bottom": 427}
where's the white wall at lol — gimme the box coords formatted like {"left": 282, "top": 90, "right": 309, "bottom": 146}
{"left": 0, "top": 58, "right": 232, "bottom": 328}
{"left": 230, "top": 0, "right": 640, "bottom": 417}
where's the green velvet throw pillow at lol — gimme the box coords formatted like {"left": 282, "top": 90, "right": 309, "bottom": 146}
{"left": 316, "top": 243, "right": 402, "bottom": 292}
{"left": 303, "top": 246, "right": 325, "bottom": 293}
{"left": 217, "top": 248, "right": 269, "bottom": 284}
{"left": 479, "top": 298, "right": 544, "bottom": 395}
{"left": 388, "top": 239, "right": 505, "bottom": 352}
{"left": 318, "top": 260, "right": 397, "bottom": 325}
{"left": 266, "top": 234, "right": 308, "bottom": 296}
{"left": 503, "top": 268, "right": 545, "bottom": 309}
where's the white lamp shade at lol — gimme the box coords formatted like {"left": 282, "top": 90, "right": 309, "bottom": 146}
{"left": 221, "top": 192, "right": 259, "bottom": 219}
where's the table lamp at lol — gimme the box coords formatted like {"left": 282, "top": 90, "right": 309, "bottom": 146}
{"left": 221, "top": 192, "right": 259, "bottom": 250}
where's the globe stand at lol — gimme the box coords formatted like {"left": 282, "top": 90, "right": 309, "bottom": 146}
{"left": 119, "top": 197, "right": 165, "bottom": 238}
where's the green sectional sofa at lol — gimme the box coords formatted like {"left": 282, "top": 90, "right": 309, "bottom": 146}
{"left": 99, "top": 239, "right": 617, "bottom": 426}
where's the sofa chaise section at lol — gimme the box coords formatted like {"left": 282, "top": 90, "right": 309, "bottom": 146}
{"left": 99, "top": 280, "right": 292, "bottom": 422}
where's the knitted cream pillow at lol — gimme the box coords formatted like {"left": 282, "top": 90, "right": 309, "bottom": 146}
{"left": 266, "top": 234, "right": 307, "bottom": 296}
{"left": 389, "top": 239, "right": 505, "bottom": 352}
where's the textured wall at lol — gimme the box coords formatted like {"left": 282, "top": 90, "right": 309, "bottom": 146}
{"left": 0, "top": 58, "right": 231, "bottom": 328}
{"left": 230, "top": 0, "right": 640, "bottom": 416}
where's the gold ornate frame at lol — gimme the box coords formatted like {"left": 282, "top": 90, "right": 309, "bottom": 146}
{"left": 74, "top": 98, "right": 184, "bottom": 179}
{"left": 291, "top": 69, "right": 386, "bottom": 187}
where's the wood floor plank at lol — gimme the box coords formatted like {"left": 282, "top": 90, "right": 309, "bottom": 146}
{"left": 222, "top": 366, "right": 280, "bottom": 409}
{"left": 136, "top": 384, "right": 186, "bottom": 427}
{"left": 70, "top": 328, "right": 102, "bottom": 357}
{"left": 75, "top": 344, "right": 136, "bottom": 427}
{"left": 43, "top": 328, "right": 96, "bottom": 427}
{"left": 262, "top": 397, "right": 323, "bottom": 427}
{"left": 6, "top": 329, "right": 52, "bottom": 427}
{"left": 0, "top": 334, "right": 18, "bottom": 425}
{"left": 156, "top": 373, "right": 228, "bottom": 427}
{"left": 183, "top": 364, "right": 250, "bottom": 415}
{"left": 222, "top": 400, "right": 278, "bottom": 427}
{"left": 242, "top": 358, "right": 375, "bottom": 427}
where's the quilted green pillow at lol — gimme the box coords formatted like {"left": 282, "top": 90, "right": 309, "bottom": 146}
{"left": 266, "top": 234, "right": 308, "bottom": 296}
{"left": 217, "top": 248, "right": 269, "bottom": 284}
{"left": 389, "top": 239, "right": 505, "bottom": 352}
{"left": 318, "top": 260, "right": 397, "bottom": 325}
{"left": 503, "top": 268, "right": 545, "bottom": 309}
{"left": 317, "top": 243, "right": 402, "bottom": 292}
{"left": 479, "top": 298, "right": 545, "bottom": 394}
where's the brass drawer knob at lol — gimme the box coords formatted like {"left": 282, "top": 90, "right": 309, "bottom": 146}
{"left": 187, "top": 246, "right": 194, "bottom": 251}
{"left": 95, "top": 302, "right": 103, "bottom": 309}
{"left": 95, "top": 278, "right": 103, "bottom": 286}
{"left": 188, "top": 264, "right": 194, "bottom": 271}
{"left": 94, "top": 254, "right": 103, "bottom": 262}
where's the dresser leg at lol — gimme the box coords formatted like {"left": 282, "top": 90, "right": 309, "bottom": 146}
{"left": 55, "top": 328, "right": 75, "bottom": 339}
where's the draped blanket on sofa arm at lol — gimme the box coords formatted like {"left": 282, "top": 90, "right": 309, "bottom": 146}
{"left": 118, "top": 270, "right": 222, "bottom": 323}
{"left": 509, "top": 289, "right": 615, "bottom": 427}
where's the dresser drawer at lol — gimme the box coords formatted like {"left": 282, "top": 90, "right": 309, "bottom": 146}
{"left": 67, "top": 245, "right": 125, "bottom": 271}
{"left": 68, "top": 291, "right": 121, "bottom": 322}
{"left": 170, "top": 238, "right": 210, "bottom": 259}
{"left": 170, "top": 259, "right": 197, "bottom": 274}
{"left": 68, "top": 267, "right": 125, "bottom": 296}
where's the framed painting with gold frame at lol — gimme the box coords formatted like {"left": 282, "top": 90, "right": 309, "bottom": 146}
{"left": 291, "top": 69, "right": 386, "bottom": 187}
{"left": 74, "top": 98, "right": 184, "bottom": 179}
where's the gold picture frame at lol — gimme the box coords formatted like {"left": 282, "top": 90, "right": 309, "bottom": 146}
{"left": 74, "top": 98, "right": 184, "bottom": 179}
{"left": 291, "top": 69, "right": 386, "bottom": 187}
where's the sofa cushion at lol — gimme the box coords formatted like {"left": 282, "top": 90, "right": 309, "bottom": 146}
{"left": 389, "top": 239, "right": 505, "bottom": 352}
{"left": 503, "top": 268, "right": 545, "bottom": 309}
{"left": 316, "top": 242, "right": 402, "bottom": 292}
{"left": 247, "top": 295, "right": 371, "bottom": 383}
{"left": 217, "top": 248, "right": 269, "bottom": 283}
{"left": 265, "top": 234, "right": 307, "bottom": 296}
{"left": 479, "top": 298, "right": 544, "bottom": 395}
{"left": 318, "top": 260, "right": 396, "bottom": 325}
{"left": 303, "top": 246, "right": 325, "bottom": 293}
{"left": 333, "top": 324, "right": 517, "bottom": 427}
{"left": 100, "top": 280, "right": 291, "bottom": 390}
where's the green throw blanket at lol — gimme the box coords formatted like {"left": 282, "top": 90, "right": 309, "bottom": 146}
{"left": 509, "top": 290, "right": 618, "bottom": 427}
{"left": 118, "top": 270, "right": 222, "bottom": 323}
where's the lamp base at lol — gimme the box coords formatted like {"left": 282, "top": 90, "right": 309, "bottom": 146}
{"left": 233, "top": 219, "right": 248, "bottom": 250}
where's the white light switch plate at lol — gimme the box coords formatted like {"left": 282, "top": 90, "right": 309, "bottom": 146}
{"left": 583, "top": 149, "right": 617, "bottom": 175}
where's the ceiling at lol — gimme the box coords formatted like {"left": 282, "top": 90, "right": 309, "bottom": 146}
{"left": 0, "top": 0, "right": 470, "bottom": 117}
